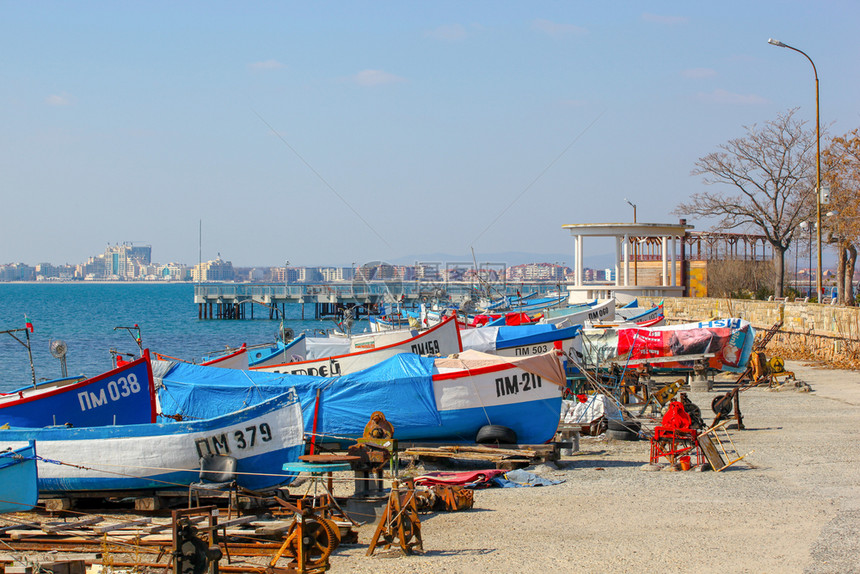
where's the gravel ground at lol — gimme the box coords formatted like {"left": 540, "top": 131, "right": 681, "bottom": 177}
{"left": 326, "top": 361, "right": 860, "bottom": 574}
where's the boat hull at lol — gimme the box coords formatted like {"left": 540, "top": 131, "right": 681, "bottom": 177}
{"left": 425, "top": 357, "right": 563, "bottom": 444}
{"left": 0, "top": 352, "right": 155, "bottom": 428}
{"left": 254, "top": 315, "right": 462, "bottom": 377}
{"left": 0, "top": 442, "right": 38, "bottom": 513}
{"left": 543, "top": 299, "right": 616, "bottom": 327}
{"left": 0, "top": 391, "right": 304, "bottom": 493}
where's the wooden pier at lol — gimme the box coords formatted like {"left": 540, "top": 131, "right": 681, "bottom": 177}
{"left": 193, "top": 281, "right": 567, "bottom": 320}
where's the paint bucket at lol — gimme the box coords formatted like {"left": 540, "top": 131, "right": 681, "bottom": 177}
{"left": 679, "top": 456, "right": 691, "bottom": 471}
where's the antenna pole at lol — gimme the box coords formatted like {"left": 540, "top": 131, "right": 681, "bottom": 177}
{"left": 25, "top": 329, "right": 36, "bottom": 387}
{"left": 1, "top": 327, "right": 37, "bottom": 386}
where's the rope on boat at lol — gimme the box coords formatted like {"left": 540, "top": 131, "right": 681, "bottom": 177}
{"left": 23, "top": 454, "right": 401, "bottom": 485}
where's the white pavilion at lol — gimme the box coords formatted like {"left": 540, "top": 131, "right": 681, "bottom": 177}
{"left": 562, "top": 222, "right": 694, "bottom": 303}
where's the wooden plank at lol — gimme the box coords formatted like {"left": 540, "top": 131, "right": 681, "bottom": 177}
{"left": 697, "top": 433, "right": 726, "bottom": 471}
{"left": 92, "top": 518, "right": 151, "bottom": 534}
{"left": 42, "top": 518, "right": 104, "bottom": 533}
{"left": 404, "top": 450, "right": 506, "bottom": 462}
{"left": 0, "top": 522, "right": 42, "bottom": 535}
{"left": 145, "top": 516, "right": 206, "bottom": 534}
{"left": 398, "top": 441, "right": 547, "bottom": 452}
{"left": 197, "top": 516, "right": 257, "bottom": 531}
{"left": 404, "top": 446, "right": 546, "bottom": 457}
{"left": 134, "top": 497, "right": 161, "bottom": 511}
{"left": 254, "top": 524, "right": 292, "bottom": 537}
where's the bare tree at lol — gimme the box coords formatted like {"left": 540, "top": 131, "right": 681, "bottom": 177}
{"left": 822, "top": 129, "right": 860, "bottom": 305}
{"left": 676, "top": 109, "right": 817, "bottom": 297}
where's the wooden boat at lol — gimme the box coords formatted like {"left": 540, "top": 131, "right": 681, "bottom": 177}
{"left": 0, "top": 390, "right": 304, "bottom": 493}
{"left": 156, "top": 348, "right": 565, "bottom": 446}
{"left": 0, "top": 352, "right": 155, "bottom": 428}
{"left": 156, "top": 343, "right": 250, "bottom": 370}
{"left": 0, "top": 442, "right": 38, "bottom": 513}
{"left": 615, "top": 302, "right": 664, "bottom": 322}
{"left": 425, "top": 350, "right": 565, "bottom": 444}
{"left": 199, "top": 344, "right": 248, "bottom": 369}
{"left": 461, "top": 323, "right": 581, "bottom": 365}
{"left": 248, "top": 335, "right": 307, "bottom": 368}
{"left": 252, "top": 314, "right": 463, "bottom": 377}
{"left": 541, "top": 299, "right": 616, "bottom": 327}
{"left": 581, "top": 318, "right": 755, "bottom": 372}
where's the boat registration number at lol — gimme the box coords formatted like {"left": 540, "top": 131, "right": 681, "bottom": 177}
{"left": 494, "top": 372, "right": 542, "bottom": 398}
{"left": 195, "top": 422, "right": 274, "bottom": 457}
{"left": 410, "top": 339, "right": 441, "bottom": 355}
{"left": 514, "top": 344, "right": 551, "bottom": 356}
{"left": 77, "top": 374, "right": 142, "bottom": 412}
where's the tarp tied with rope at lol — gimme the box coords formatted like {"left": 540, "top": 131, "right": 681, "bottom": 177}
{"left": 154, "top": 353, "right": 442, "bottom": 441}
{"left": 581, "top": 318, "right": 755, "bottom": 373}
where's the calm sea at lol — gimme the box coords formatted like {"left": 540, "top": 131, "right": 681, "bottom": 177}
{"left": 0, "top": 283, "right": 359, "bottom": 392}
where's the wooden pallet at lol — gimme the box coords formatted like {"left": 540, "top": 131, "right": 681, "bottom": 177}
{"left": 37, "top": 487, "right": 261, "bottom": 512}
{"left": 402, "top": 444, "right": 558, "bottom": 470}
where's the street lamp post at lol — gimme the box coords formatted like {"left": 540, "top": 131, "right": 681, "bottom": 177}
{"left": 799, "top": 222, "right": 813, "bottom": 297}
{"left": 768, "top": 38, "right": 822, "bottom": 300}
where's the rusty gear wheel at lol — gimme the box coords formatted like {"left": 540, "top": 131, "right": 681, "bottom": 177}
{"left": 284, "top": 517, "right": 338, "bottom": 566}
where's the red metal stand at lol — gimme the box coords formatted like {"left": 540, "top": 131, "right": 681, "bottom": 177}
{"left": 649, "top": 427, "right": 702, "bottom": 466}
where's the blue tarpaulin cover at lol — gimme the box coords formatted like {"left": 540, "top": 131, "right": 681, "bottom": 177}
{"left": 494, "top": 324, "right": 581, "bottom": 349}
{"left": 155, "top": 353, "right": 441, "bottom": 440}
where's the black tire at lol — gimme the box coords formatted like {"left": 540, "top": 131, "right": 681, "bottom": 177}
{"left": 712, "top": 395, "right": 733, "bottom": 417}
{"left": 607, "top": 419, "right": 641, "bottom": 433}
{"left": 606, "top": 428, "right": 639, "bottom": 441}
{"left": 475, "top": 425, "right": 517, "bottom": 445}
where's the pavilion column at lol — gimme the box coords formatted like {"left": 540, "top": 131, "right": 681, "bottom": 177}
{"left": 615, "top": 236, "right": 621, "bottom": 286}
{"left": 575, "top": 235, "right": 584, "bottom": 287}
{"left": 661, "top": 236, "right": 668, "bottom": 286}
{"left": 623, "top": 234, "right": 630, "bottom": 286}
{"left": 670, "top": 236, "right": 677, "bottom": 286}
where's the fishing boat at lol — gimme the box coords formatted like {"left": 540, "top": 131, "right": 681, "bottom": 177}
{"left": 589, "top": 303, "right": 666, "bottom": 329}
{"left": 0, "top": 352, "right": 155, "bottom": 428}
{"left": 199, "top": 344, "right": 248, "bottom": 369}
{"left": 0, "top": 442, "right": 38, "bottom": 513}
{"left": 248, "top": 334, "right": 308, "bottom": 368}
{"left": 541, "top": 299, "right": 616, "bottom": 327}
{"left": 0, "top": 390, "right": 304, "bottom": 493}
{"left": 468, "top": 312, "right": 539, "bottom": 328}
{"left": 461, "top": 323, "right": 581, "bottom": 368}
{"left": 252, "top": 314, "right": 463, "bottom": 377}
{"left": 581, "top": 318, "right": 755, "bottom": 372}
{"left": 368, "top": 314, "right": 412, "bottom": 332}
{"left": 615, "top": 302, "right": 664, "bottom": 322}
{"left": 155, "top": 348, "right": 565, "bottom": 446}
{"left": 156, "top": 343, "right": 250, "bottom": 370}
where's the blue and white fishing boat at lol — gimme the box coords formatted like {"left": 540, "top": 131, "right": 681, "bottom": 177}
{"left": 0, "top": 391, "right": 304, "bottom": 493}
{"left": 461, "top": 323, "right": 582, "bottom": 370}
{"left": 155, "top": 348, "right": 564, "bottom": 446}
{"left": 0, "top": 442, "right": 38, "bottom": 513}
{"left": 615, "top": 301, "right": 663, "bottom": 322}
{"left": 252, "top": 314, "right": 462, "bottom": 377}
{"left": 248, "top": 334, "right": 308, "bottom": 368}
{"left": 0, "top": 352, "right": 155, "bottom": 428}
{"left": 541, "top": 299, "right": 616, "bottom": 327}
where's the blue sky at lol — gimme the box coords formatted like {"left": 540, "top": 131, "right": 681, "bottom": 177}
{"left": 2, "top": 1, "right": 859, "bottom": 267}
